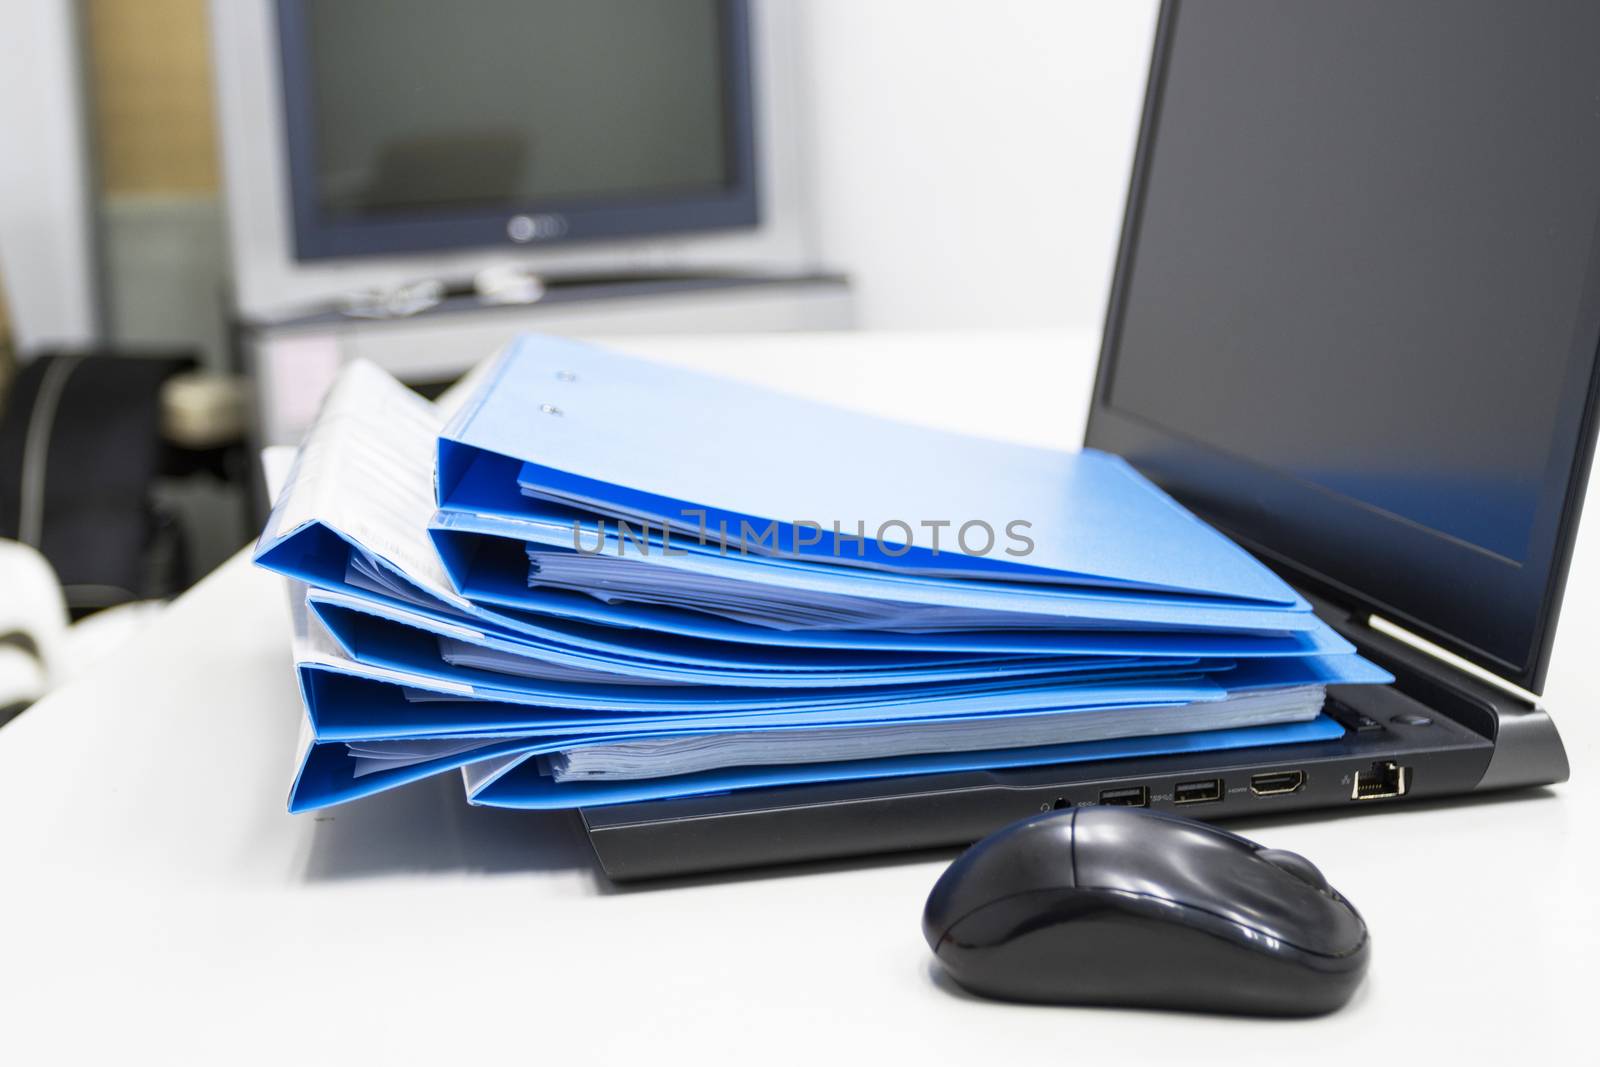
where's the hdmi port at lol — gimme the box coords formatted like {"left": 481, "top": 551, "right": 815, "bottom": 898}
{"left": 1250, "top": 770, "right": 1305, "bottom": 796}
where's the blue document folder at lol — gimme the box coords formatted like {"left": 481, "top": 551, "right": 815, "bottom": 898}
{"left": 435, "top": 335, "right": 1301, "bottom": 603}
{"left": 287, "top": 702, "right": 1347, "bottom": 813}
{"left": 459, "top": 716, "right": 1350, "bottom": 810}
{"left": 428, "top": 509, "right": 1331, "bottom": 635}
{"left": 282, "top": 645, "right": 1385, "bottom": 815}
{"left": 307, "top": 586, "right": 1354, "bottom": 690}
{"left": 293, "top": 648, "right": 1388, "bottom": 740}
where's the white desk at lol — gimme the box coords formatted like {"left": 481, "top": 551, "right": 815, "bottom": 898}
{"left": 3, "top": 330, "right": 1595, "bottom": 1065}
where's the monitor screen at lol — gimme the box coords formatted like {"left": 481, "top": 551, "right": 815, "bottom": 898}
{"left": 276, "top": 0, "right": 757, "bottom": 259}
{"left": 1088, "top": 0, "right": 1600, "bottom": 691}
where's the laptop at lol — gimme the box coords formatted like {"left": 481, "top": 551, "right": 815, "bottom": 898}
{"left": 580, "top": 0, "right": 1599, "bottom": 879}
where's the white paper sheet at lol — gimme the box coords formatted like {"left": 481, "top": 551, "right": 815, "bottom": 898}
{"left": 261, "top": 359, "right": 460, "bottom": 604}
{"left": 546, "top": 685, "right": 1328, "bottom": 781}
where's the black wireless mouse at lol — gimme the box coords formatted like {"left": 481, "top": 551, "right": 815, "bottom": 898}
{"left": 923, "top": 807, "right": 1370, "bottom": 1016}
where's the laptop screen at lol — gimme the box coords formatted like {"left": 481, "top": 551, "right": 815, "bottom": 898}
{"left": 1088, "top": 0, "right": 1600, "bottom": 691}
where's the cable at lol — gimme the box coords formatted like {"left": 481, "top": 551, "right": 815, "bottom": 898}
{"left": 16, "top": 354, "right": 82, "bottom": 548}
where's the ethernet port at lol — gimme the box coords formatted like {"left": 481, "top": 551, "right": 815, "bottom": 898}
{"left": 1351, "top": 761, "right": 1412, "bottom": 801}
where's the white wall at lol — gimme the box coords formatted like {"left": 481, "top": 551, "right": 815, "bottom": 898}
{"left": 804, "top": 0, "right": 1158, "bottom": 331}
{"left": 100, "top": 195, "right": 231, "bottom": 369}
{"left": 0, "top": 0, "right": 98, "bottom": 349}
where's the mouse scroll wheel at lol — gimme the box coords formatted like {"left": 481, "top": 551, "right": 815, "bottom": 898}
{"left": 1257, "top": 849, "right": 1331, "bottom": 892}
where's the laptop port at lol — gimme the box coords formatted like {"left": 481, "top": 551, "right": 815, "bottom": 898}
{"left": 1250, "top": 770, "right": 1305, "bottom": 796}
{"left": 1352, "top": 761, "right": 1411, "bottom": 800}
{"left": 1098, "top": 786, "right": 1148, "bottom": 807}
{"left": 1174, "top": 778, "right": 1223, "bottom": 804}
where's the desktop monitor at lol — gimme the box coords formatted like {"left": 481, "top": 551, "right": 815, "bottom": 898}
{"left": 211, "top": 0, "right": 810, "bottom": 317}
{"left": 274, "top": 0, "right": 758, "bottom": 261}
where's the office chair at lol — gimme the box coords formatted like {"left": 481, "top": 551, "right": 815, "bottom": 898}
{"left": 0, "top": 351, "right": 194, "bottom": 617}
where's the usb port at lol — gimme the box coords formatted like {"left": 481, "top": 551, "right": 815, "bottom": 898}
{"left": 1250, "top": 770, "right": 1305, "bottom": 796}
{"left": 1352, "top": 761, "right": 1411, "bottom": 800}
{"left": 1174, "top": 778, "right": 1223, "bottom": 804}
{"left": 1098, "top": 786, "right": 1149, "bottom": 807}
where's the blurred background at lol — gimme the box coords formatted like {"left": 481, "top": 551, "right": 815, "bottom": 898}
{"left": 0, "top": 0, "right": 1156, "bottom": 718}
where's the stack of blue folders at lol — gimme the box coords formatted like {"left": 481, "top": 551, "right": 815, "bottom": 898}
{"left": 253, "top": 334, "right": 1390, "bottom": 813}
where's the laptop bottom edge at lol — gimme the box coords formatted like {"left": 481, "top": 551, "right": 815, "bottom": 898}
{"left": 579, "top": 680, "right": 1567, "bottom": 882}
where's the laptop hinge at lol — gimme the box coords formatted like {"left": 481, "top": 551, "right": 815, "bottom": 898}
{"left": 1303, "top": 590, "right": 1530, "bottom": 713}
{"left": 1303, "top": 590, "right": 1569, "bottom": 790}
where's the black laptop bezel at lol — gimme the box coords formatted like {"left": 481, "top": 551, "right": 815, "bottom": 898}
{"left": 1084, "top": 0, "right": 1600, "bottom": 695}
